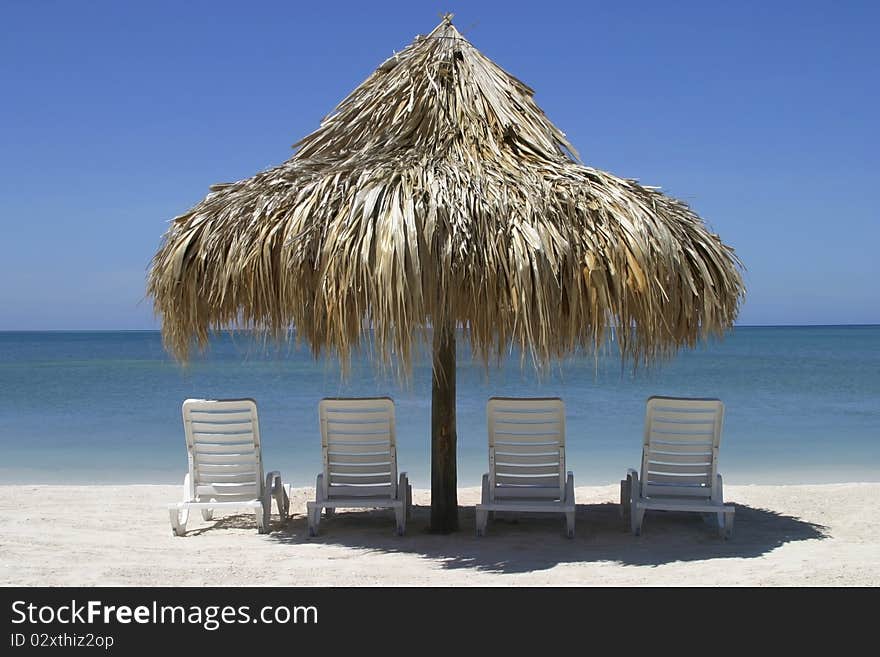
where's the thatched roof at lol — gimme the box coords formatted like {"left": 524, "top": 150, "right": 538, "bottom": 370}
{"left": 148, "top": 16, "right": 744, "bottom": 372}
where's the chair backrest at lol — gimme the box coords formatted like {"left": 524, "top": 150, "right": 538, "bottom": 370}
{"left": 487, "top": 397, "right": 566, "bottom": 501}
{"left": 182, "top": 398, "right": 265, "bottom": 503}
{"left": 318, "top": 397, "right": 398, "bottom": 500}
{"left": 640, "top": 396, "right": 725, "bottom": 499}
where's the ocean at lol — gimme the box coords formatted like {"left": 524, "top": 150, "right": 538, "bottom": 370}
{"left": 0, "top": 326, "right": 877, "bottom": 487}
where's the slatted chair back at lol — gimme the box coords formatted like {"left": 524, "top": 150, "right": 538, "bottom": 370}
{"left": 182, "top": 398, "right": 265, "bottom": 503}
{"left": 318, "top": 397, "right": 398, "bottom": 501}
{"left": 487, "top": 397, "right": 566, "bottom": 502}
{"left": 640, "top": 397, "right": 725, "bottom": 499}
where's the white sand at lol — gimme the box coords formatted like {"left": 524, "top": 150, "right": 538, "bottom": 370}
{"left": 0, "top": 483, "right": 877, "bottom": 586}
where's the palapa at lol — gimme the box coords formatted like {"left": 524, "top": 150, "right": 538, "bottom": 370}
{"left": 148, "top": 16, "right": 745, "bottom": 532}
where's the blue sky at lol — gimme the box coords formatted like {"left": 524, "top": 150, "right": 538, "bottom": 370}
{"left": 1, "top": 0, "right": 877, "bottom": 329}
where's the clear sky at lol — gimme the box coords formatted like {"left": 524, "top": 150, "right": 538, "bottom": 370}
{"left": 1, "top": 0, "right": 877, "bottom": 329}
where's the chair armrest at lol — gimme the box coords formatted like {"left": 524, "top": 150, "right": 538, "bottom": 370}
{"left": 183, "top": 472, "right": 194, "bottom": 502}
{"left": 712, "top": 472, "right": 724, "bottom": 504}
{"left": 265, "top": 471, "right": 283, "bottom": 493}
{"left": 315, "top": 473, "right": 325, "bottom": 502}
{"left": 398, "top": 472, "right": 409, "bottom": 500}
{"left": 260, "top": 471, "right": 278, "bottom": 522}
{"left": 626, "top": 469, "right": 639, "bottom": 502}
{"left": 265, "top": 471, "right": 290, "bottom": 519}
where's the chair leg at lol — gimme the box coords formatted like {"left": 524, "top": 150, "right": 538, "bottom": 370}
{"left": 475, "top": 509, "right": 488, "bottom": 537}
{"left": 565, "top": 511, "right": 575, "bottom": 539}
{"left": 273, "top": 484, "right": 290, "bottom": 522}
{"left": 200, "top": 508, "right": 213, "bottom": 521}
{"left": 620, "top": 478, "right": 631, "bottom": 521}
{"left": 722, "top": 511, "right": 735, "bottom": 539}
{"left": 169, "top": 507, "right": 189, "bottom": 537}
{"left": 631, "top": 507, "right": 645, "bottom": 536}
{"left": 394, "top": 505, "right": 406, "bottom": 536}
{"left": 325, "top": 507, "right": 335, "bottom": 518}
{"left": 255, "top": 504, "right": 269, "bottom": 534}
{"left": 406, "top": 483, "right": 413, "bottom": 520}
{"left": 307, "top": 505, "right": 321, "bottom": 537}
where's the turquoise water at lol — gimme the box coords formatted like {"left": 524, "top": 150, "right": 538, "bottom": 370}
{"left": 0, "top": 327, "right": 877, "bottom": 486}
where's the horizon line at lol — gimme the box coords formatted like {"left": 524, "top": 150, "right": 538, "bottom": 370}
{"left": 1, "top": 323, "right": 879, "bottom": 333}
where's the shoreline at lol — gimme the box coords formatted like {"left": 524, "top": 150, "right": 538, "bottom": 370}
{"left": 2, "top": 474, "right": 879, "bottom": 486}
{"left": 1, "top": 483, "right": 877, "bottom": 586}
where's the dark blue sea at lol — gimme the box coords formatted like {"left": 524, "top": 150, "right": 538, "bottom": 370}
{"left": 0, "top": 326, "right": 877, "bottom": 486}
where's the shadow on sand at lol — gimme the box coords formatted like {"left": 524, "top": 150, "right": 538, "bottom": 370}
{"left": 194, "top": 502, "right": 829, "bottom": 574}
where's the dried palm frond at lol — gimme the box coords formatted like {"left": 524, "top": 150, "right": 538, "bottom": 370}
{"left": 148, "top": 17, "right": 744, "bottom": 374}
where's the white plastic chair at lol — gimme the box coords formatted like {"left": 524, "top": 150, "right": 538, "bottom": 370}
{"left": 475, "top": 397, "right": 575, "bottom": 538}
{"left": 621, "top": 396, "right": 735, "bottom": 538}
{"left": 307, "top": 397, "right": 411, "bottom": 536}
{"left": 168, "top": 398, "right": 290, "bottom": 536}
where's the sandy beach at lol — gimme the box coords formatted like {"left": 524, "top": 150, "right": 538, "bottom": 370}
{"left": 0, "top": 483, "right": 876, "bottom": 586}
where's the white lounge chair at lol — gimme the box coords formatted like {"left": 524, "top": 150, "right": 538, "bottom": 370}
{"left": 475, "top": 397, "right": 575, "bottom": 538}
{"left": 168, "top": 398, "right": 290, "bottom": 536}
{"left": 307, "top": 397, "right": 411, "bottom": 536}
{"left": 621, "top": 396, "right": 735, "bottom": 538}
